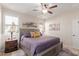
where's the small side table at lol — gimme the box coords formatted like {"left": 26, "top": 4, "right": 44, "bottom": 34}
{"left": 5, "top": 39, "right": 18, "bottom": 53}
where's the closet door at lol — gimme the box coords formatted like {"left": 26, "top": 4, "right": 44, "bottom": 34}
{"left": 72, "top": 19, "right": 79, "bottom": 49}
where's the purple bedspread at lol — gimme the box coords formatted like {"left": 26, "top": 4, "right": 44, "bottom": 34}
{"left": 20, "top": 36, "right": 60, "bottom": 55}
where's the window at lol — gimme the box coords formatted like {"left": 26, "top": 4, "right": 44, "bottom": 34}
{"left": 4, "top": 15, "right": 19, "bottom": 38}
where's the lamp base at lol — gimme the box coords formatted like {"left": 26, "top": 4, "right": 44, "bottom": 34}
{"left": 11, "top": 32, "right": 13, "bottom": 40}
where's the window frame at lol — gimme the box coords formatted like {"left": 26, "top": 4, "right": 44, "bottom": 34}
{"left": 4, "top": 15, "right": 19, "bottom": 36}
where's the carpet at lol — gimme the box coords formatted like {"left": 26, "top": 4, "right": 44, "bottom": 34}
{"left": 57, "top": 48, "right": 77, "bottom": 56}
{"left": 2, "top": 48, "right": 77, "bottom": 56}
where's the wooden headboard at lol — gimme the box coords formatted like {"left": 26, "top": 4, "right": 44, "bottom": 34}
{"left": 20, "top": 28, "right": 39, "bottom": 33}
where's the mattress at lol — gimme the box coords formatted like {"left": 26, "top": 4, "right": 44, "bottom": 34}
{"left": 20, "top": 36, "right": 60, "bottom": 55}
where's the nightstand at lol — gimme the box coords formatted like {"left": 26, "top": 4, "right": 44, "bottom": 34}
{"left": 5, "top": 40, "right": 18, "bottom": 53}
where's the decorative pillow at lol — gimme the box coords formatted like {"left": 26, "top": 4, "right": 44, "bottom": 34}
{"left": 40, "top": 32, "right": 42, "bottom": 36}
{"left": 24, "top": 32, "right": 31, "bottom": 38}
{"left": 30, "top": 32, "right": 35, "bottom": 38}
{"left": 23, "top": 32, "right": 31, "bottom": 38}
{"left": 34, "top": 32, "right": 41, "bottom": 38}
{"left": 30, "top": 32, "right": 41, "bottom": 38}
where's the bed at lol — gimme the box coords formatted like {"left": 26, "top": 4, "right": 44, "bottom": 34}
{"left": 19, "top": 29, "right": 63, "bottom": 56}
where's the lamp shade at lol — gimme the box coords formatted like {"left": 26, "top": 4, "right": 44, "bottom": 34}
{"left": 9, "top": 22, "right": 16, "bottom": 32}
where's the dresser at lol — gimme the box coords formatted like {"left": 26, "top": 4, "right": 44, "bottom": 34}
{"left": 5, "top": 40, "right": 18, "bottom": 53}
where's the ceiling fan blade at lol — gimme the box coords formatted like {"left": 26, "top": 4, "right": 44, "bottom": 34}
{"left": 41, "top": 3, "right": 45, "bottom": 10}
{"left": 32, "top": 9, "right": 39, "bottom": 11}
{"left": 41, "top": 3, "right": 48, "bottom": 9}
{"left": 32, "top": 8, "right": 41, "bottom": 11}
{"left": 44, "top": 4, "right": 47, "bottom": 8}
{"left": 41, "top": 3, "right": 44, "bottom": 7}
{"left": 49, "top": 5, "right": 57, "bottom": 9}
{"left": 48, "top": 11, "right": 53, "bottom": 14}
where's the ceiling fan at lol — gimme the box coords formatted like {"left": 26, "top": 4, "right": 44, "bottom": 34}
{"left": 33, "top": 3, "right": 58, "bottom": 14}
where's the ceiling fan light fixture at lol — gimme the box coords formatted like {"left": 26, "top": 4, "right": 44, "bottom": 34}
{"left": 33, "top": 3, "right": 57, "bottom": 14}
{"left": 42, "top": 9, "right": 48, "bottom": 14}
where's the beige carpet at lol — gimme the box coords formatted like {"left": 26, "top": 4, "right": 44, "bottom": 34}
{"left": 1, "top": 49, "right": 25, "bottom": 56}
{"left": 0, "top": 48, "right": 77, "bottom": 56}
{"left": 57, "top": 48, "right": 77, "bottom": 56}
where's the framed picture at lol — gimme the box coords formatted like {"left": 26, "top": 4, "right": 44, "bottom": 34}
{"left": 49, "top": 23, "right": 60, "bottom": 31}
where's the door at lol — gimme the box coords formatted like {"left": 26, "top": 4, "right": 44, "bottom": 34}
{"left": 72, "top": 19, "right": 79, "bottom": 48}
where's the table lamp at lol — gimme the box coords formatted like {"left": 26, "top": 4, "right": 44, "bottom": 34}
{"left": 9, "top": 22, "right": 16, "bottom": 40}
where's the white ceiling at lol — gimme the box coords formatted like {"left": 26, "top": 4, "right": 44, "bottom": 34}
{"left": 1, "top": 3, "right": 79, "bottom": 18}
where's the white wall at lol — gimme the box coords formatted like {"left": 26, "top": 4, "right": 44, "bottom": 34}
{"left": 0, "top": 5, "right": 1, "bottom": 51}
{"left": 45, "top": 10, "right": 79, "bottom": 48}
{"left": 0, "top": 5, "right": 2, "bottom": 51}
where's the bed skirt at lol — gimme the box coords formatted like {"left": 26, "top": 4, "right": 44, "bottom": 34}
{"left": 20, "top": 42, "right": 63, "bottom": 56}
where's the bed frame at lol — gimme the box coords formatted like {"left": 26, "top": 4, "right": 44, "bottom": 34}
{"left": 37, "top": 42, "right": 63, "bottom": 56}
{"left": 19, "top": 29, "right": 63, "bottom": 56}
